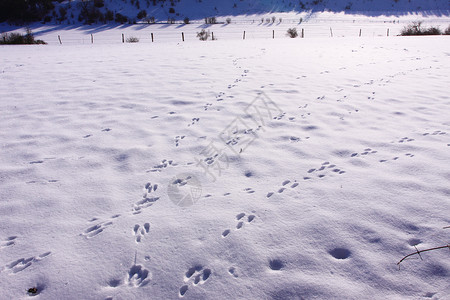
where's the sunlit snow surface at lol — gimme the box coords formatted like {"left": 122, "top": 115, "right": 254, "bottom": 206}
{"left": 0, "top": 14, "right": 449, "bottom": 300}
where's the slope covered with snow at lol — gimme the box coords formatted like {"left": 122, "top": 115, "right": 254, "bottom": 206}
{"left": 0, "top": 27, "right": 449, "bottom": 299}
{"left": 2, "top": 0, "right": 448, "bottom": 27}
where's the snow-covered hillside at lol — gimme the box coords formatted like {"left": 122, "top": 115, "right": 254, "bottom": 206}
{"left": 56, "top": 0, "right": 450, "bottom": 22}
{"left": 1, "top": 26, "right": 449, "bottom": 299}
{"left": 2, "top": 0, "right": 449, "bottom": 26}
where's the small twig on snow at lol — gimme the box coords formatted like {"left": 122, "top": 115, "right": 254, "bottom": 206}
{"left": 397, "top": 244, "right": 450, "bottom": 268}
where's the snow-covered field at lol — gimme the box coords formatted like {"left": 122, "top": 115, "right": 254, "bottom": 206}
{"left": 0, "top": 16, "right": 449, "bottom": 300}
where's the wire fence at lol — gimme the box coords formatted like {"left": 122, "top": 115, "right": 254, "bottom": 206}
{"left": 46, "top": 24, "right": 405, "bottom": 45}
{"left": 27, "top": 15, "right": 450, "bottom": 45}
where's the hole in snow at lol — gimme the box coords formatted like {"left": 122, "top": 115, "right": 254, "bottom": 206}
{"left": 329, "top": 248, "right": 351, "bottom": 259}
{"left": 408, "top": 238, "right": 422, "bottom": 246}
{"left": 269, "top": 259, "right": 284, "bottom": 270}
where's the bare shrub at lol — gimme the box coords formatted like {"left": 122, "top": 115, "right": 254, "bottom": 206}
{"left": 286, "top": 28, "right": 298, "bottom": 38}
{"left": 126, "top": 36, "right": 139, "bottom": 43}
{"left": 197, "top": 29, "right": 210, "bottom": 41}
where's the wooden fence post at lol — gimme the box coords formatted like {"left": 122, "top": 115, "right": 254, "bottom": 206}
{"left": 91, "top": 34, "right": 93, "bottom": 44}
{"left": 387, "top": 28, "right": 389, "bottom": 36}
{"left": 301, "top": 28, "right": 304, "bottom": 38}
{"left": 243, "top": 31, "right": 245, "bottom": 40}
{"left": 273, "top": 30, "right": 274, "bottom": 39}
{"left": 122, "top": 33, "right": 124, "bottom": 43}
{"left": 58, "top": 35, "right": 62, "bottom": 44}
{"left": 359, "top": 29, "right": 362, "bottom": 37}
{"left": 212, "top": 32, "right": 214, "bottom": 40}
{"left": 151, "top": 33, "right": 154, "bottom": 42}
{"left": 182, "top": 32, "right": 184, "bottom": 42}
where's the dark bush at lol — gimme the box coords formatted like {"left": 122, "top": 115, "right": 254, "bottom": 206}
{"left": 58, "top": 7, "right": 67, "bottom": 22}
{"left": 42, "top": 15, "right": 52, "bottom": 23}
{"left": 169, "top": 7, "right": 175, "bottom": 14}
{"left": 286, "top": 28, "right": 298, "bottom": 38}
{"left": 197, "top": 29, "right": 210, "bottom": 41}
{"left": 146, "top": 16, "right": 155, "bottom": 24}
{"left": 105, "top": 10, "right": 114, "bottom": 21}
{"left": 137, "top": 10, "right": 147, "bottom": 19}
{"left": 205, "top": 17, "right": 217, "bottom": 24}
{"left": 78, "top": 1, "right": 104, "bottom": 24}
{"left": 94, "top": 0, "right": 104, "bottom": 8}
{"left": 0, "top": 29, "right": 46, "bottom": 45}
{"left": 0, "top": 0, "right": 54, "bottom": 23}
{"left": 400, "top": 22, "right": 442, "bottom": 36}
{"left": 423, "top": 26, "right": 442, "bottom": 35}
{"left": 445, "top": 25, "right": 450, "bottom": 35}
{"left": 126, "top": 36, "right": 139, "bottom": 43}
{"left": 115, "top": 13, "right": 128, "bottom": 24}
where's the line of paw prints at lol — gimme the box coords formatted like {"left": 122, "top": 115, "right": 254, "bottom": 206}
{"left": 228, "top": 57, "right": 249, "bottom": 89}
{"left": 288, "top": 136, "right": 309, "bottom": 142}
{"left": 351, "top": 148, "right": 378, "bottom": 157}
{"left": 266, "top": 179, "right": 299, "bottom": 198}
{"left": 423, "top": 130, "right": 446, "bottom": 136}
{"left": 133, "top": 182, "right": 159, "bottom": 214}
{"left": 179, "top": 265, "right": 211, "bottom": 297}
{"left": 82, "top": 128, "right": 112, "bottom": 139}
{"left": 147, "top": 159, "right": 178, "bottom": 173}
{"left": 175, "top": 135, "right": 185, "bottom": 147}
{"left": 222, "top": 213, "right": 256, "bottom": 238}
{"left": 188, "top": 118, "right": 200, "bottom": 127}
{"left": 298, "top": 104, "right": 311, "bottom": 119}
{"left": 215, "top": 91, "right": 225, "bottom": 102}
{"left": 395, "top": 137, "right": 415, "bottom": 143}
{"left": 303, "top": 161, "right": 346, "bottom": 180}
{"left": 81, "top": 214, "right": 121, "bottom": 238}
{"left": 0, "top": 251, "right": 51, "bottom": 274}
{"left": 273, "top": 112, "right": 286, "bottom": 121}
{"left": 379, "top": 153, "right": 415, "bottom": 163}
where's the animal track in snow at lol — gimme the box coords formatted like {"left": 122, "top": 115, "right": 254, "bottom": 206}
{"left": 422, "top": 130, "right": 446, "bottom": 136}
{"left": 81, "top": 214, "right": 119, "bottom": 238}
{"left": 215, "top": 91, "right": 225, "bottom": 102}
{"left": 1, "top": 251, "right": 51, "bottom": 274}
{"left": 329, "top": 248, "right": 351, "bottom": 260}
{"left": 243, "top": 187, "right": 255, "bottom": 194}
{"left": 222, "top": 213, "right": 256, "bottom": 237}
{"left": 174, "top": 135, "right": 185, "bottom": 147}
{"left": 350, "top": 148, "right": 378, "bottom": 157}
{"left": 133, "top": 223, "right": 150, "bottom": 243}
{"left": 266, "top": 179, "right": 299, "bottom": 198}
{"left": 147, "top": 159, "right": 178, "bottom": 172}
{"left": 179, "top": 265, "right": 211, "bottom": 297}
{"left": 126, "top": 264, "right": 150, "bottom": 287}
{"left": 188, "top": 118, "right": 200, "bottom": 127}
{"left": 204, "top": 103, "right": 213, "bottom": 110}
{"left": 379, "top": 153, "right": 415, "bottom": 163}
{"left": 228, "top": 267, "right": 238, "bottom": 277}
{"left": 0, "top": 236, "right": 17, "bottom": 249}
{"left": 303, "top": 162, "right": 346, "bottom": 180}
{"left": 396, "top": 137, "right": 415, "bottom": 143}
{"left": 133, "top": 182, "right": 160, "bottom": 214}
